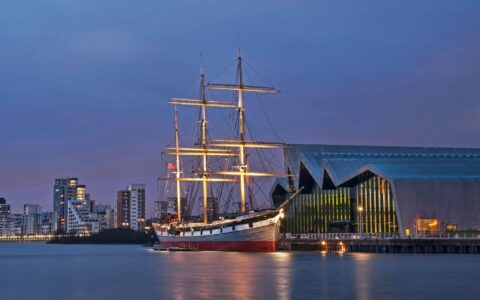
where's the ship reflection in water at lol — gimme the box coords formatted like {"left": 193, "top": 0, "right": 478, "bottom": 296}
{"left": 150, "top": 249, "right": 479, "bottom": 300}
{"left": 1, "top": 244, "right": 480, "bottom": 300}
{"left": 163, "top": 251, "right": 292, "bottom": 300}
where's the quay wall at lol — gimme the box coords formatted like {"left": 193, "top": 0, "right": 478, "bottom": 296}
{"left": 280, "top": 238, "right": 480, "bottom": 254}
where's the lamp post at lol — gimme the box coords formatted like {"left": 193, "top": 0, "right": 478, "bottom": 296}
{"left": 358, "top": 206, "right": 363, "bottom": 239}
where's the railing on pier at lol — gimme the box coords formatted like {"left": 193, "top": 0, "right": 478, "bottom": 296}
{"left": 284, "top": 232, "right": 480, "bottom": 241}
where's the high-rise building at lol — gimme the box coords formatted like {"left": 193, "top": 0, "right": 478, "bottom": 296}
{"left": 24, "top": 204, "right": 42, "bottom": 215}
{"left": 167, "top": 197, "right": 188, "bottom": 218}
{"left": 199, "top": 197, "right": 219, "bottom": 222}
{"left": 40, "top": 212, "right": 57, "bottom": 234}
{"left": 1, "top": 214, "right": 23, "bottom": 236}
{"left": 129, "top": 184, "right": 145, "bottom": 231}
{"left": 95, "top": 204, "right": 115, "bottom": 231}
{"left": 116, "top": 190, "right": 130, "bottom": 229}
{"left": 53, "top": 177, "right": 89, "bottom": 232}
{"left": 76, "top": 185, "right": 86, "bottom": 200}
{"left": 115, "top": 184, "right": 145, "bottom": 231}
{"left": 0, "top": 197, "right": 10, "bottom": 216}
{"left": 0, "top": 198, "right": 12, "bottom": 235}
{"left": 23, "top": 204, "right": 43, "bottom": 235}
{"left": 66, "top": 199, "right": 99, "bottom": 234}
{"left": 89, "top": 200, "right": 96, "bottom": 214}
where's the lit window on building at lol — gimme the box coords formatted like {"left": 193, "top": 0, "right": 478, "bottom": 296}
{"left": 416, "top": 218, "right": 438, "bottom": 233}
{"left": 284, "top": 174, "right": 398, "bottom": 234}
{"left": 446, "top": 224, "right": 457, "bottom": 231}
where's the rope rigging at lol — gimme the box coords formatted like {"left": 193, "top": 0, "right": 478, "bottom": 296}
{"left": 159, "top": 53, "right": 284, "bottom": 222}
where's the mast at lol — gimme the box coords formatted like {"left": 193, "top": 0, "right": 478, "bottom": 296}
{"left": 200, "top": 71, "right": 209, "bottom": 224}
{"left": 162, "top": 73, "right": 237, "bottom": 225}
{"left": 206, "top": 53, "right": 282, "bottom": 215}
{"left": 160, "top": 53, "right": 288, "bottom": 224}
{"left": 174, "top": 108, "right": 182, "bottom": 222}
{"left": 237, "top": 54, "right": 247, "bottom": 214}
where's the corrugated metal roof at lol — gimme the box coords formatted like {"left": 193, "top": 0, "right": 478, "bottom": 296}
{"left": 371, "top": 163, "right": 480, "bottom": 180}
{"left": 286, "top": 144, "right": 480, "bottom": 187}
{"left": 289, "top": 144, "right": 480, "bottom": 158}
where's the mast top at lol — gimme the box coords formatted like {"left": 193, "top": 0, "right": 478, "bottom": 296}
{"left": 162, "top": 52, "right": 284, "bottom": 221}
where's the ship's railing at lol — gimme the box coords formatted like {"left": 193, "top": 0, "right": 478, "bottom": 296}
{"left": 284, "top": 232, "right": 480, "bottom": 240}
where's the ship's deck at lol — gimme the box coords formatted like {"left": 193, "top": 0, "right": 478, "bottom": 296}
{"left": 154, "top": 209, "right": 280, "bottom": 232}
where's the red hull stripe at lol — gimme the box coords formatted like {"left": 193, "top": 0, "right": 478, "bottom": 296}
{"left": 160, "top": 241, "right": 278, "bottom": 252}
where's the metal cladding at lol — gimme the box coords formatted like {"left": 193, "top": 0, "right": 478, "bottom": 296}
{"left": 282, "top": 144, "right": 480, "bottom": 234}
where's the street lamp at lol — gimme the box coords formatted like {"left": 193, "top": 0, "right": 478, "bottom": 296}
{"left": 358, "top": 206, "right": 363, "bottom": 238}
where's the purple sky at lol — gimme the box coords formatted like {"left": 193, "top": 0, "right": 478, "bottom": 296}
{"left": 1, "top": 1, "right": 480, "bottom": 215}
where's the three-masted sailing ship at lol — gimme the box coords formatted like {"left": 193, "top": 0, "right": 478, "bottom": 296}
{"left": 153, "top": 53, "right": 296, "bottom": 252}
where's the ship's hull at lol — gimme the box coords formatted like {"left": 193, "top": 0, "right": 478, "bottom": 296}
{"left": 154, "top": 212, "right": 280, "bottom": 252}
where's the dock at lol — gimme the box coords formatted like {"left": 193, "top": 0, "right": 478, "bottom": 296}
{"left": 280, "top": 233, "right": 480, "bottom": 254}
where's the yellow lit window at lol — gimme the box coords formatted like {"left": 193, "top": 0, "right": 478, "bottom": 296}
{"left": 416, "top": 218, "right": 438, "bottom": 233}
{"left": 446, "top": 224, "right": 457, "bottom": 231}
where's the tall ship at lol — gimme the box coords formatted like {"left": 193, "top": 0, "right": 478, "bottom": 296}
{"left": 153, "top": 53, "right": 298, "bottom": 251}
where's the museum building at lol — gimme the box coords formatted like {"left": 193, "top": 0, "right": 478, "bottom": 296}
{"left": 271, "top": 144, "right": 480, "bottom": 236}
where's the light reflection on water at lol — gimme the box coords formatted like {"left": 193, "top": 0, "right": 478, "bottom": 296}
{"left": 160, "top": 251, "right": 292, "bottom": 300}
{"left": 352, "top": 253, "right": 372, "bottom": 300}
{"left": 0, "top": 244, "right": 479, "bottom": 300}
{"left": 272, "top": 252, "right": 292, "bottom": 300}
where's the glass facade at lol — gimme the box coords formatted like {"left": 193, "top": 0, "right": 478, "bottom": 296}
{"left": 284, "top": 174, "right": 398, "bottom": 234}
{"left": 355, "top": 175, "right": 397, "bottom": 234}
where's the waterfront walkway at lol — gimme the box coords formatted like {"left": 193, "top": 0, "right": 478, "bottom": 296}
{"left": 0, "top": 235, "right": 55, "bottom": 243}
{"left": 0, "top": 234, "right": 90, "bottom": 243}
{"left": 281, "top": 232, "right": 480, "bottom": 254}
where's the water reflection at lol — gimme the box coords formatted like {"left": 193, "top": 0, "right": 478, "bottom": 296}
{"left": 352, "top": 253, "right": 373, "bottom": 300}
{"left": 2, "top": 245, "right": 480, "bottom": 300}
{"left": 271, "top": 252, "right": 292, "bottom": 300}
{"left": 155, "top": 251, "right": 293, "bottom": 299}
{"left": 151, "top": 251, "right": 381, "bottom": 299}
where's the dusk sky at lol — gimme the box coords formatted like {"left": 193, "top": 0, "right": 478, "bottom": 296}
{"left": 2, "top": 1, "right": 480, "bottom": 215}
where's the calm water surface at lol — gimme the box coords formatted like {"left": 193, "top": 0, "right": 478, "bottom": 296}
{"left": 0, "top": 243, "right": 478, "bottom": 300}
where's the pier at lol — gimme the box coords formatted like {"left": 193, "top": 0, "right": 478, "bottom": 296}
{"left": 280, "top": 233, "right": 480, "bottom": 254}
{"left": 0, "top": 234, "right": 92, "bottom": 243}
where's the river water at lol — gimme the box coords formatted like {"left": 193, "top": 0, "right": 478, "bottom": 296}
{"left": 0, "top": 243, "right": 478, "bottom": 300}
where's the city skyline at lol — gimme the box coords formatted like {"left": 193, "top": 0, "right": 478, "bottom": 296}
{"left": 1, "top": 2, "right": 480, "bottom": 299}
{"left": 2, "top": 1, "right": 480, "bottom": 214}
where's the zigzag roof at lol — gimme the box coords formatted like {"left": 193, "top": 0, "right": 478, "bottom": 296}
{"left": 286, "top": 144, "right": 480, "bottom": 188}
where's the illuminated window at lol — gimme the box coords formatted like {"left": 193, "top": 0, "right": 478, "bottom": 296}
{"left": 416, "top": 218, "right": 438, "bottom": 233}
{"left": 446, "top": 224, "right": 457, "bottom": 231}
{"left": 283, "top": 174, "right": 398, "bottom": 234}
